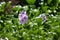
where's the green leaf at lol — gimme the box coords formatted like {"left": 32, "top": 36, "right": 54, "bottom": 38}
{"left": 47, "top": 0, "right": 52, "bottom": 4}
{"left": 26, "top": 0, "right": 36, "bottom": 4}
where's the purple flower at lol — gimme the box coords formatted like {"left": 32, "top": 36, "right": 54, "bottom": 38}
{"left": 39, "top": 14, "right": 46, "bottom": 22}
{"left": 18, "top": 11, "right": 28, "bottom": 24}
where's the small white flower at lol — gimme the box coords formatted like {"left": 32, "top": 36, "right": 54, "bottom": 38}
{"left": 5, "top": 37, "right": 8, "bottom": 40}
{"left": 34, "top": 23, "right": 37, "bottom": 25}
{"left": 54, "top": 10, "right": 56, "bottom": 13}
{"left": 35, "top": 16, "right": 40, "bottom": 18}
{"left": 0, "top": 20, "right": 3, "bottom": 23}
{"left": 53, "top": 32, "right": 56, "bottom": 35}
{"left": 23, "top": 32, "right": 26, "bottom": 36}
{"left": 29, "top": 22, "right": 34, "bottom": 27}
{"left": 51, "top": 14, "right": 54, "bottom": 16}
{"left": 38, "top": 35, "right": 42, "bottom": 38}
{"left": 48, "top": 10, "right": 52, "bottom": 13}
{"left": 41, "top": 0, "right": 44, "bottom": 1}
{"left": 15, "top": 6, "right": 18, "bottom": 7}
{"left": 0, "top": 38, "right": 3, "bottom": 40}
{"left": 13, "top": 31, "right": 16, "bottom": 34}
{"left": 7, "top": 20, "right": 11, "bottom": 23}
{"left": 8, "top": 1, "right": 11, "bottom": 3}
{"left": 16, "top": 11, "right": 18, "bottom": 13}
{"left": 53, "top": 16, "right": 57, "bottom": 18}
{"left": 23, "top": 6, "right": 28, "bottom": 10}
{"left": 40, "top": 2, "right": 44, "bottom": 5}
{"left": 0, "top": 4, "right": 2, "bottom": 6}
{"left": 34, "top": 9, "right": 38, "bottom": 12}
{"left": 59, "top": 6, "right": 60, "bottom": 8}
{"left": 23, "top": 32, "right": 26, "bottom": 34}
{"left": 1, "top": 2, "right": 6, "bottom": 4}
{"left": 19, "top": 6, "right": 22, "bottom": 8}
{"left": 12, "top": 25, "right": 16, "bottom": 27}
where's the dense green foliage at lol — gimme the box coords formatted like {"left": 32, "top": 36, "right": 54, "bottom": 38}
{"left": 0, "top": 0, "right": 60, "bottom": 40}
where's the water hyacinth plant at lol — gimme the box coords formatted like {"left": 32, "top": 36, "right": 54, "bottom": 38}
{"left": 36, "top": 13, "right": 46, "bottom": 23}
{"left": 18, "top": 11, "right": 28, "bottom": 24}
{"left": 39, "top": 14, "right": 46, "bottom": 22}
{"left": 0, "top": 0, "right": 60, "bottom": 40}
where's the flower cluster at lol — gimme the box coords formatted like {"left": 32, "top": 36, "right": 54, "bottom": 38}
{"left": 18, "top": 11, "right": 28, "bottom": 24}
{"left": 39, "top": 14, "right": 46, "bottom": 22}
{"left": 18, "top": 11, "right": 46, "bottom": 24}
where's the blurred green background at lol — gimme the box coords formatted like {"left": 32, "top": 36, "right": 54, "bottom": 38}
{"left": 0, "top": 0, "right": 60, "bottom": 40}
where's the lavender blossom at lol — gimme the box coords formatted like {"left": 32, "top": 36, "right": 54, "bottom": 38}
{"left": 18, "top": 11, "right": 28, "bottom": 24}
{"left": 39, "top": 14, "right": 46, "bottom": 22}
